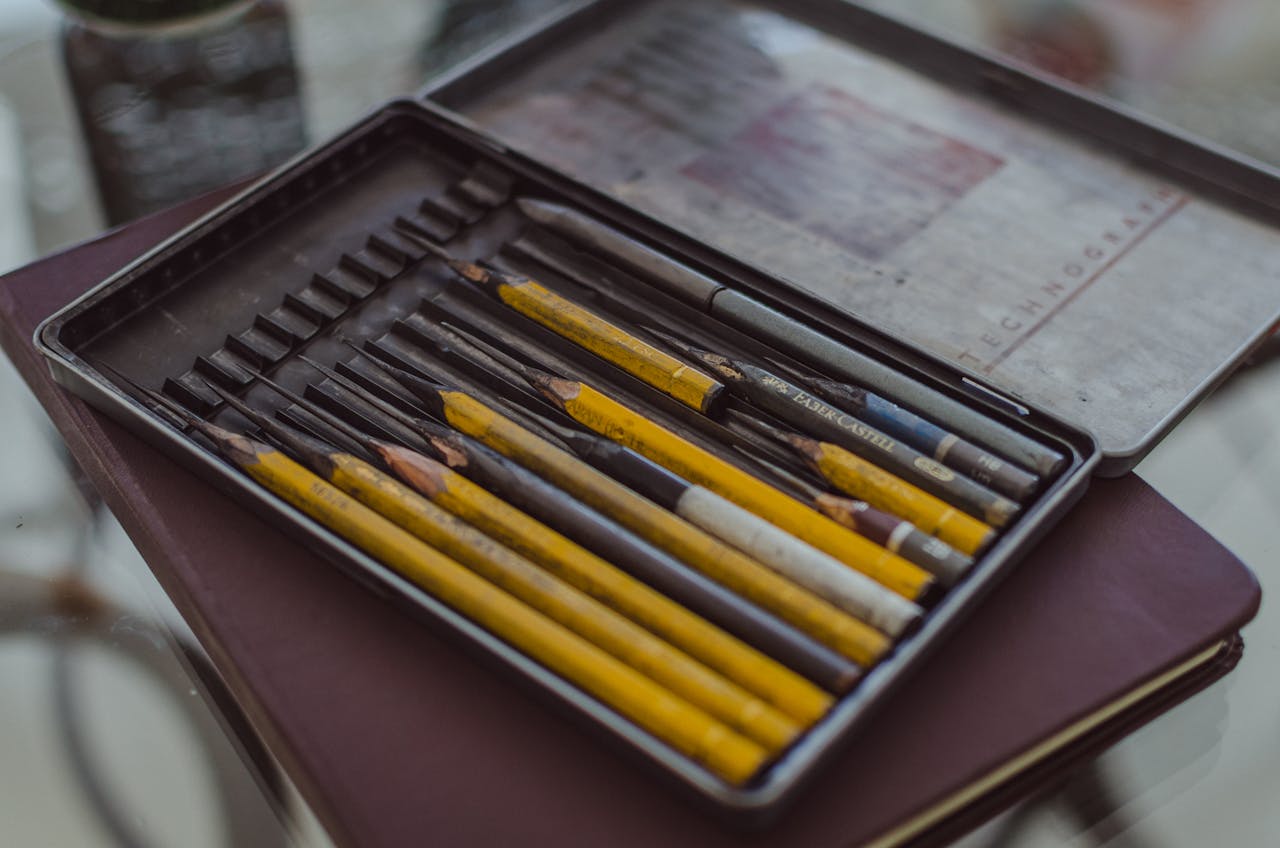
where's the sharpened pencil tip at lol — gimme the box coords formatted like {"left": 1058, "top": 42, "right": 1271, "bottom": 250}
{"left": 436, "top": 323, "right": 563, "bottom": 395}
{"left": 392, "top": 219, "right": 452, "bottom": 261}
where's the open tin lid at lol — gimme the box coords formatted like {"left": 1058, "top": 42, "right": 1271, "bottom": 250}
{"left": 417, "top": 0, "right": 1280, "bottom": 476}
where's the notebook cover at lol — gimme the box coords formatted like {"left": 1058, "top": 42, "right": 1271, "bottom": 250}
{"left": 0, "top": 188, "right": 1260, "bottom": 847}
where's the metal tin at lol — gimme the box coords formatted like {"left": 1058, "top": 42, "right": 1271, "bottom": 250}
{"left": 419, "top": 0, "right": 1280, "bottom": 475}
{"left": 36, "top": 100, "right": 1094, "bottom": 821}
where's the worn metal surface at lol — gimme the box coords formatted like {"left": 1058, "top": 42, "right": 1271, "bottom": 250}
{"left": 432, "top": 0, "right": 1280, "bottom": 471}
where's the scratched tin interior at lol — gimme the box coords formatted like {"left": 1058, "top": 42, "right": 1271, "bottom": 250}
{"left": 422, "top": 0, "right": 1280, "bottom": 475}
{"left": 34, "top": 100, "right": 1097, "bottom": 820}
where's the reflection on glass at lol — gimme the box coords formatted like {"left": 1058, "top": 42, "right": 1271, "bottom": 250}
{"left": 418, "top": 0, "right": 575, "bottom": 76}
{"left": 860, "top": 0, "right": 1280, "bottom": 167}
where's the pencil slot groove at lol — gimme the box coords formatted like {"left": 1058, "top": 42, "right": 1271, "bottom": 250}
{"left": 451, "top": 161, "right": 513, "bottom": 208}
{"left": 254, "top": 313, "right": 304, "bottom": 348}
{"left": 235, "top": 327, "right": 291, "bottom": 365}
{"left": 293, "top": 281, "right": 349, "bottom": 319}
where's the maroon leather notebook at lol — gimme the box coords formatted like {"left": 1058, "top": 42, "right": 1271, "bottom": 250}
{"left": 0, "top": 189, "right": 1260, "bottom": 847}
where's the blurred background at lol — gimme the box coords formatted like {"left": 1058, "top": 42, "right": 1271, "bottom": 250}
{"left": 0, "top": 1, "right": 1276, "bottom": 845}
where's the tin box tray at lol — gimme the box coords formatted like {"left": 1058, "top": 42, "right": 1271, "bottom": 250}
{"left": 36, "top": 99, "right": 1093, "bottom": 821}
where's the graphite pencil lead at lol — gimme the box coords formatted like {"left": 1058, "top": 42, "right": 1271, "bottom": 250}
{"left": 391, "top": 223, "right": 505, "bottom": 294}
{"left": 298, "top": 354, "right": 454, "bottom": 446}
{"left": 200, "top": 378, "right": 340, "bottom": 475}
{"left": 391, "top": 219, "right": 453, "bottom": 262}
{"left": 725, "top": 408, "right": 822, "bottom": 460}
{"left": 388, "top": 319, "right": 573, "bottom": 452}
{"left": 99, "top": 367, "right": 260, "bottom": 466}
{"left": 101, "top": 365, "right": 233, "bottom": 443}
{"left": 345, "top": 339, "right": 451, "bottom": 391}
{"left": 436, "top": 324, "right": 577, "bottom": 408}
{"left": 433, "top": 317, "right": 539, "bottom": 390}
{"left": 225, "top": 375, "right": 376, "bottom": 454}
{"left": 97, "top": 363, "right": 191, "bottom": 427}
{"left": 433, "top": 321, "right": 538, "bottom": 380}
{"left": 339, "top": 343, "right": 454, "bottom": 420}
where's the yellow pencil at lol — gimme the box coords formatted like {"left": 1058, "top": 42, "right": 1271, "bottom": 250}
{"left": 298, "top": 357, "right": 856, "bottom": 709}
{"left": 436, "top": 344, "right": 936, "bottom": 601}
{"left": 216, "top": 379, "right": 804, "bottom": 752}
{"left": 386, "top": 436, "right": 881, "bottom": 676}
{"left": 735, "top": 412, "right": 997, "bottom": 556}
{"left": 129, "top": 396, "right": 770, "bottom": 785}
{"left": 348, "top": 354, "right": 896, "bottom": 677}
{"left": 400, "top": 229, "right": 724, "bottom": 413}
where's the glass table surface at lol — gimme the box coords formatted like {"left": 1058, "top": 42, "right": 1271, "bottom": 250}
{"left": 0, "top": 1, "right": 1275, "bottom": 845}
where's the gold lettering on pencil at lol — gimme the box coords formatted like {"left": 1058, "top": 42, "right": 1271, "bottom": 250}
{"left": 913, "top": 457, "right": 956, "bottom": 482}
{"left": 761, "top": 373, "right": 791, "bottom": 394}
{"left": 921, "top": 537, "right": 953, "bottom": 559}
{"left": 831, "top": 415, "right": 897, "bottom": 452}
{"left": 788, "top": 392, "right": 896, "bottom": 450}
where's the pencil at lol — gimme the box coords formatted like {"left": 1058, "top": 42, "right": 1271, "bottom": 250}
{"left": 732, "top": 411, "right": 997, "bottom": 557}
{"left": 654, "top": 333, "right": 1020, "bottom": 528}
{"left": 211, "top": 377, "right": 803, "bottom": 752}
{"left": 258, "top": 369, "right": 841, "bottom": 716}
{"left": 432, "top": 335, "right": 935, "bottom": 602}
{"left": 515, "top": 198, "right": 1067, "bottom": 478}
{"left": 794, "top": 372, "right": 1041, "bottom": 502}
{"left": 300, "top": 355, "right": 860, "bottom": 701}
{"left": 396, "top": 226, "right": 725, "bottom": 414}
{"left": 745, "top": 452, "right": 974, "bottom": 586}
{"left": 121, "top": 381, "right": 770, "bottom": 785}
{"left": 423, "top": 295, "right": 799, "bottom": 488}
{"left": 524, "top": 410, "right": 922, "bottom": 637}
